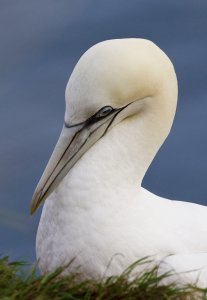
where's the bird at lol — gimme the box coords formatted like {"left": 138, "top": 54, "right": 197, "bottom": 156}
{"left": 30, "top": 38, "right": 207, "bottom": 286}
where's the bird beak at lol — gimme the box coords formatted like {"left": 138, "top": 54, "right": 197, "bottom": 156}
{"left": 30, "top": 110, "right": 120, "bottom": 215}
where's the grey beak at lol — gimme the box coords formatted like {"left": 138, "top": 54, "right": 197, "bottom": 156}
{"left": 30, "top": 109, "right": 121, "bottom": 215}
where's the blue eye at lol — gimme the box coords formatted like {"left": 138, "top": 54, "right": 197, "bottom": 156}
{"left": 96, "top": 106, "right": 113, "bottom": 118}
{"left": 86, "top": 105, "right": 114, "bottom": 126}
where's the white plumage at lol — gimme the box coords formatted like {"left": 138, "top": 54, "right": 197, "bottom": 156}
{"left": 31, "top": 39, "right": 207, "bottom": 286}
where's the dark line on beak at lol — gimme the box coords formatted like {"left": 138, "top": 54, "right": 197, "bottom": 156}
{"left": 38, "top": 116, "right": 113, "bottom": 204}
{"left": 64, "top": 121, "right": 86, "bottom": 128}
{"left": 35, "top": 128, "right": 82, "bottom": 206}
{"left": 102, "top": 111, "right": 120, "bottom": 136}
{"left": 35, "top": 101, "right": 134, "bottom": 208}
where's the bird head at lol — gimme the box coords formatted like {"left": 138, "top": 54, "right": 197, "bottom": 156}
{"left": 30, "top": 38, "right": 177, "bottom": 214}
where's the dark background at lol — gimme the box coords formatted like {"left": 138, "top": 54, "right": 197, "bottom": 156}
{"left": 0, "top": 0, "right": 207, "bottom": 262}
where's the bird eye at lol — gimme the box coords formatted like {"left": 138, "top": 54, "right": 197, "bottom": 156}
{"left": 96, "top": 106, "right": 114, "bottom": 118}
{"left": 85, "top": 105, "right": 114, "bottom": 126}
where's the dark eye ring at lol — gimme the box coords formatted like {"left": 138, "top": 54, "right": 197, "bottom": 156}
{"left": 96, "top": 106, "right": 114, "bottom": 118}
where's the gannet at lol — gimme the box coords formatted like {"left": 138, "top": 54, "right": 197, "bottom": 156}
{"left": 30, "top": 39, "right": 207, "bottom": 286}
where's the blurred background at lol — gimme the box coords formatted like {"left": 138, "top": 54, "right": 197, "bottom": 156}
{"left": 0, "top": 0, "right": 207, "bottom": 262}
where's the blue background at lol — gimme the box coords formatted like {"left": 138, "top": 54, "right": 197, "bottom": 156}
{"left": 0, "top": 0, "right": 207, "bottom": 262}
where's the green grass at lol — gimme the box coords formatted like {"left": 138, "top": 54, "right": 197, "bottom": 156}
{"left": 1, "top": 256, "right": 207, "bottom": 300}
